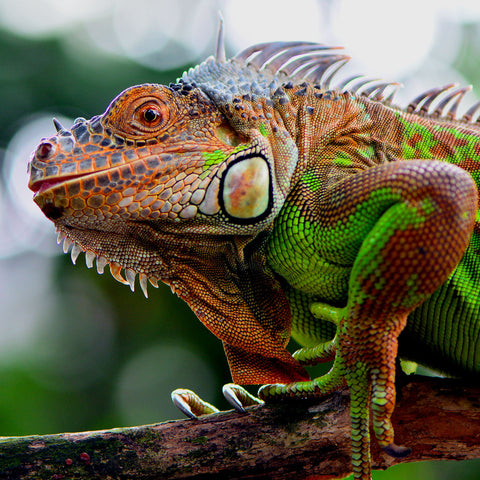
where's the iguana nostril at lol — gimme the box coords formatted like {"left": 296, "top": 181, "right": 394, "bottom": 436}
{"left": 36, "top": 141, "right": 54, "bottom": 159}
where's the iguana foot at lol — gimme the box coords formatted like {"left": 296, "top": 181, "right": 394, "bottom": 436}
{"left": 309, "top": 301, "right": 342, "bottom": 325}
{"left": 289, "top": 303, "right": 339, "bottom": 366}
{"left": 172, "top": 384, "right": 263, "bottom": 418}
{"left": 258, "top": 319, "right": 408, "bottom": 480}
{"left": 259, "top": 355, "right": 346, "bottom": 401}
{"left": 292, "top": 338, "right": 336, "bottom": 365}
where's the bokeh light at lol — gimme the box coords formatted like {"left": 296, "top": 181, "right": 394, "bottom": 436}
{"left": 0, "top": 0, "right": 115, "bottom": 37}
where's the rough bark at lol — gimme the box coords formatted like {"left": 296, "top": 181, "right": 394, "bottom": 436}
{"left": 0, "top": 376, "right": 479, "bottom": 479}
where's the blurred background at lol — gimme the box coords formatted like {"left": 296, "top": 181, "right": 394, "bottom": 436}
{"left": 0, "top": 0, "right": 479, "bottom": 478}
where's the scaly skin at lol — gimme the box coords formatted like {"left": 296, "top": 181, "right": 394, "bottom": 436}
{"left": 27, "top": 41, "right": 480, "bottom": 479}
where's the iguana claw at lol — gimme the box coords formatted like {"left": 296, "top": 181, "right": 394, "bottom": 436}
{"left": 171, "top": 388, "right": 219, "bottom": 418}
{"left": 222, "top": 383, "right": 264, "bottom": 413}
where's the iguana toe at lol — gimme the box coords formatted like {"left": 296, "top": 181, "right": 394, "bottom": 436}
{"left": 171, "top": 388, "right": 219, "bottom": 418}
{"left": 222, "top": 383, "right": 264, "bottom": 413}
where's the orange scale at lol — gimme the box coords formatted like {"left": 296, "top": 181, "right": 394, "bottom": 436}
{"left": 140, "top": 196, "right": 157, "bottom": 207}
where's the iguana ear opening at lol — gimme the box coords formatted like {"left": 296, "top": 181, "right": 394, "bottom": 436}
{"left": 215, "top": 129, "right": 299, "bottom": 232}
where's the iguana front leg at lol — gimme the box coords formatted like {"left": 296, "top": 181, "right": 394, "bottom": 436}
{"left": 262, "top": 159, "right": 478, "bottom": 479}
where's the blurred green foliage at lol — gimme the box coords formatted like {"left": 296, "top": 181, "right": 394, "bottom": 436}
{"left": 0, "top": 23, "right": 479, "bottom": 480}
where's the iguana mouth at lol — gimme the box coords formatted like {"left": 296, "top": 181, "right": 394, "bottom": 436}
{"left": 31, "top": 175, "right": 82, "bottom": 195}
{"left": 29, "top": 169, "right": 112, "bottom": 195}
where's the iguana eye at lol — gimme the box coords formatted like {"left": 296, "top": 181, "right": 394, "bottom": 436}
{"left": 136, "top": 103, "right": 166, "bottom": 129}
{"left": 143, "top": 108, "right": 159, "bottom": 123}
{"left": 102, "top": 86, "right": 173, "bottom": 138}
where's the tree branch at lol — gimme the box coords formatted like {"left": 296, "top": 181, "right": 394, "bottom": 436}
{"left": 0, "top": 376, "right": 479, "bottom": 479}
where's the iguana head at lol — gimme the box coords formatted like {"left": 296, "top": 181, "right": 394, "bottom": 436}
{"left": 27, "top": 40, "right": 347, "bottom": 293}
{"left": 27, "top": 40, "right": 347, "bottom": 384}
{"left": 28, "top": 82, "right": 278, "bottom": 287}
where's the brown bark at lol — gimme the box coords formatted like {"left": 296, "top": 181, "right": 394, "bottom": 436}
{"left": 0, "top": 376, "right": 478, "bottom": 479}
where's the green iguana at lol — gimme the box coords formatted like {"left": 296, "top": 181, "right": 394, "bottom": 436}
{"left": 27, "top": 27, "right": 480, "bottom": 480}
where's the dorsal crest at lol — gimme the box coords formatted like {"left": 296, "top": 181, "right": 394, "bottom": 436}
{"left": 183, "top": 38, "right": 480, "bottom": 125}
{"left": 182, "top": 41, "right": 350, "bottom": 105}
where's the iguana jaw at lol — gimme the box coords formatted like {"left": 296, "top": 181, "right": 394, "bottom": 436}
{"left": 53, "top": 221, "right": 164, "bottom": 298}
{"left": 31, "top": 169, "right": 163, "bottom": 296}
{"left": 50, "top": 212, "right": 245, "bottom": 299}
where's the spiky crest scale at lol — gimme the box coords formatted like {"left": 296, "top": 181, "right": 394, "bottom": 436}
{"left": 183, "top": 38, "right": 480, "bottom": 126}
{"left": 434, "top": 86, "right": 471, "bottom": 119}
{"left": 215, "top": 12, "right": 226, "bottom": 62}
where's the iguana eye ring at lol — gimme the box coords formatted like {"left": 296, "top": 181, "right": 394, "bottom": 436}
{"left": 102, "top": 87, "right": 173, "bottom": 137}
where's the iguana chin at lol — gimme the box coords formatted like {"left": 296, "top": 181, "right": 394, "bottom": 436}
{"left": 27, "top": 24, "right": 480, "bottom": 480}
